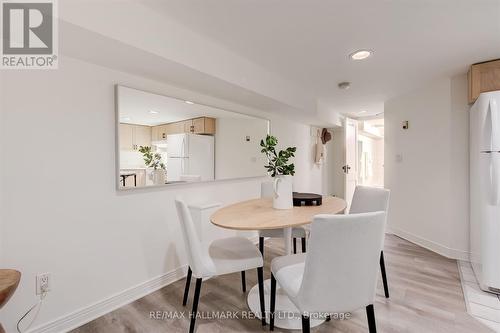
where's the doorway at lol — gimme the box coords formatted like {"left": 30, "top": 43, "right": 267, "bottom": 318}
{"left": 357, "top": 118, "right": 384, "bottom": 187}
{"left": 326, "top": 116, "right": 384, "bottom": 209}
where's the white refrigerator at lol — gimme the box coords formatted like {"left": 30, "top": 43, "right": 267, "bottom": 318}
{"left": 166, "top": 133, "right": 215, "bottom": 182}
{"left": 470, "top": 91, "right": 500, "bottom": 293}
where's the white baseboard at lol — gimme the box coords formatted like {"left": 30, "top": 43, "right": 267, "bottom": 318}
{"left": 28, "top": 265, "right": 188, "bottom": 333}
{"left": 392, "top": 228, "right": 469, "bottom": 260}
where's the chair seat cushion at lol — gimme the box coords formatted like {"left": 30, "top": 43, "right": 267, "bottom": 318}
{"left": 271, "top": 253, "right": 306, "bottom": 298}
{"left": 259, "top": 227, "right": 307, "bottom": 238}
{"left": 209, "top": 237, "right": 263, "bottom": 276}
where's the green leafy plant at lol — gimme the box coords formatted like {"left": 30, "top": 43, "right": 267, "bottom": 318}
{"left": 260, "top": 135, "right": 296, "bottom": 177}
{"left": 138, "top": 146, "right": 165, "bottom": 170}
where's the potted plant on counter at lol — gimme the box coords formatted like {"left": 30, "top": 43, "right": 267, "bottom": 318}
{"left": 138, "top": 146, "right": 166, "bottom": 185}
{"left": 260, "top": 135, "right": 296, "bottom": 209}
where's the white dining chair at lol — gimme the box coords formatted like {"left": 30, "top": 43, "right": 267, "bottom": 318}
{"left": 258, "top": 181, "right": 308, "bottom": 256}
{"left": 349, "top": 185, "right": 391, "bottom": 298}
{"left": 175, "top": 198, "right": 266, "bottom": 333}
{"left": 269, "top": 211, "right": 386, "bottom": 333}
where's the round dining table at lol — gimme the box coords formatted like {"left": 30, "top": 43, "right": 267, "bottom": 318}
{"left": 210, "top": 196, "right": 347, "bottom": 330}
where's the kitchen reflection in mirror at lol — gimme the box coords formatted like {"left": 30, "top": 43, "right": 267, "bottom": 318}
{"left": 116, "top": 86, "right": 269, "bottom": 189}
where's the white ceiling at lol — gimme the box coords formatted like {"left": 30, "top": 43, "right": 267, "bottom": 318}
{"left": 142, "top": 0, "right": 500, "bottom": 117}
{"left": 118, "top": 86, "right": 260, "bottom": 126}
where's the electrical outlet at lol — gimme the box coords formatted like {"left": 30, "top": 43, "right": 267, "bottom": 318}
{"left": 36, "top": 273, "right": 51, "bottom": 295}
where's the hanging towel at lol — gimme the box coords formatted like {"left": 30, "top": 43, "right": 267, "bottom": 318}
{"left": 315, "top": 129, "right": 325, "bottom": 164}
{"left": 315, "top": 142, "right": 324, "bottom": 164}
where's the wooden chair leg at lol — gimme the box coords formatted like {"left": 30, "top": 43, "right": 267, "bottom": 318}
{"left": 189, "top": 278, "right": 202, "bottom": 333}
{"left": 241, "top": 271, "right": 246, "bottom": 292}
{"left": 259, "top": 236, "right": 264, "bottom": 255}
{"left": 301, "top": 315, "right": 310, "bottom": 333}
{"left": 380, "top": 251, "right": 389, "bottom": 298}
{"left": 293, "top": 238, "right": 297, "bottom": 254}
{"left": 182, "top": 266, "right": 192, "bottom": 306}
{"left": 366, "top": 304, "right": 377, "bottom": 333}
{"left": 257, "top": 267, "right": 266, "bottom": 326}
{"left": 270, "top": 273, "right": 277, "bottom": 331}
{"left": 301, "top": 237, "right": 306, "bottom": 253}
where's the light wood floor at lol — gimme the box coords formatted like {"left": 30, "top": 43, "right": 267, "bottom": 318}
{"left": 72, "top": 235, "right": 491, "bottom": 333}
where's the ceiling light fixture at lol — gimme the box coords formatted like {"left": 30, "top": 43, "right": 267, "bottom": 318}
{"left": 358, "top": 110, "right": 367, "bottom": 114}
{"left": 349, "top": 49, "right": 373, "bottom": 60}
{"left": 185, "top": 100, "right": 194, "bottom": 105}
{"left": 149, "top": 110, "right": 159, "bottom": 114}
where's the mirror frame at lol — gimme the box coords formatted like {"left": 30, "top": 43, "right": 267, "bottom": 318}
{"left": 114, "top": 84, "right": 270, "bottom": 191}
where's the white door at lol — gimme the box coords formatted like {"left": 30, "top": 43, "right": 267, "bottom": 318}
{"left": 344, "top": 118, "right": 358, "bottom": 209}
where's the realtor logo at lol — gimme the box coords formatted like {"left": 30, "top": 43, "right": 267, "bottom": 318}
{"left": 1, "top": 0, "right": 58, "bottom": 69}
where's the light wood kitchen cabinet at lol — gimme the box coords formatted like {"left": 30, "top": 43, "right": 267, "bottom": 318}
{"left": 152, "top": 125, "right": 168, "bottom": 141}
{"left": 119, "top": 123, "right": 152, "bottom": 150}
{"left": 151, "top": 117, "right": 216, "bottom": 139}
{"left": 119, "top": 124, "right": 135, "bottom": 150}
{"left": 166, "top": 122, "right": 185, "bottom": 135}
{"left": 185, "top": 117, "right": 216, "bottom": 135}
{"left": 134, "top": 125, "right": 152, "bottom": 148}
{"left": 468, "top": 59, "right": 500, "bottom": 104}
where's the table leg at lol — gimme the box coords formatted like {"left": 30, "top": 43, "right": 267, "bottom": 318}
{"left": 283, "top": 227, "right": 292, "bottom": 255}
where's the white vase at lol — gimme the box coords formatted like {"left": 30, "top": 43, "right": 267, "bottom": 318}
{"left": 152, "top": 169, "right": 166, "bottom": 185}
{"left": 272, "top": 175, "right": 293, "bottom": 209}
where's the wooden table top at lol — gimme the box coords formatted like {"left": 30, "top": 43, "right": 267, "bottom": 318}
{"left": 210, "top": 196, "right": 347, "bottom": 230}
{"left": 0, "top": 269, "right": 21, "bottom": 309}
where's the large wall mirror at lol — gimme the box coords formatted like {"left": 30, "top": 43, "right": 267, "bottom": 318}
{"left": 116, "top": 85, "right": 270, "bottom": 189}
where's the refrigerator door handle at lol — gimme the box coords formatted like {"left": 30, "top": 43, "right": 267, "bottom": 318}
{"left": 490, "top": 99, "right": 499, "bottom": 150}
{"left": 491, "top": 152, "right": 500, "bottom": 206}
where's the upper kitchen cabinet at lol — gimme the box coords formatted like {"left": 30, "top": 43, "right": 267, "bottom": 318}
{"left": 151, "top": 117, "right": 216, "bottom": 139}
{"left": 166, "top": 121, "right": 186, "bottom": 135}
{"left": 469, "top": 59, "right": 500, "bottom": 104}
{"left": 119, "top": 123, "right": 152, "bottom": 150}
{"left": 185, "top": 117, "right": 216, "bottom": 135}
{"left": 152, "top": 124, "right": 167, "bottom": 141}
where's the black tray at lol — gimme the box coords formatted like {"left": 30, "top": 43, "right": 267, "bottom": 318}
{"left": 293, "top": 192, "right": 322, "bottom": 206}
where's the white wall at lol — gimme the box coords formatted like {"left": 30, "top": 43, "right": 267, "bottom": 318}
{"left": 215, "top": 117, "right": 268, "bottom": 180}
{"left": 384, "top": 74, "right": 469, "bottom": 259}
{"left": 0, "top": 56, "right": 323, "bottom": 332}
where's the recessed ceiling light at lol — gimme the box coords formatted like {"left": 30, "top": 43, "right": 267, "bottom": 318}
{"left": 185, "top": 100, "right": 194, "bottom": 105}
{"left": 349, "top": 49, "right": 373, "bottom": 60}
{"left": 149, "top": 110, "right": 159, "bottom": 114}
{"left": 358, "top": 110, "right": 367, "bottom": 114}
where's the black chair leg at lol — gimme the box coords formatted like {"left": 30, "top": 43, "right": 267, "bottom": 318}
{"left": 301, "top": 237, "right": 306, "bottom": 253}
{"left": 366, "top": 304, "right": 377, "bottom": 333}
{"left": 301, "top": 315, "right": 310, "bottom": 333}
{"left": 189, "top": 278, "right": 202, "bottom": 333}
{"left": 241, "top": 271, "right": 246, "bottom": 292}
{"left": 182, "top": 266, "right": 192, "bottom": 306}
{"left": 259, "top": 236, "right": 264, "bottom": 255}
{"left": 257, "top": 266, "right": 266, "bottom": 326}
{"left": 293, "top": 238, "right": 297, "bottom": 254}
{"left": 326, "top": 314, "right": 331, "bottom": 321}
{"left": 380, "top": 251, "right": 389, "bottom": 298}
{"left": 270, "top": 273, "right": 277, "bottom": 331}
